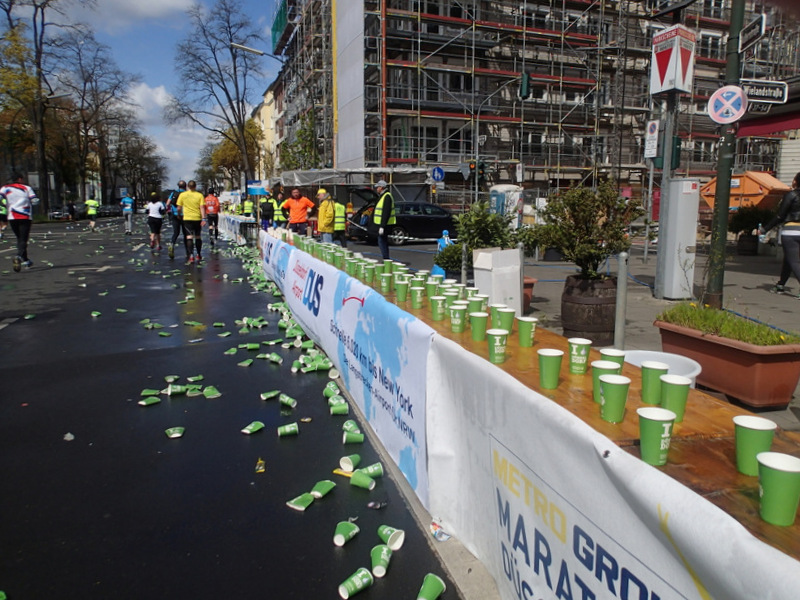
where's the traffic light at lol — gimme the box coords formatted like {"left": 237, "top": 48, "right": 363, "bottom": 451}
{"left": 469, "top": 161, "right": 476, "bottom": 178}
{"left": 477, "top": 162, "right": 486, "bottom": 181}
{"left": 518, "top": 72, "right": 530, "bottom": 100}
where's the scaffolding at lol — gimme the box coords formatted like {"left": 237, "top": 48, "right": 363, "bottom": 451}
{"left": 269, "top": 0, "right": 800, "bottom": 199}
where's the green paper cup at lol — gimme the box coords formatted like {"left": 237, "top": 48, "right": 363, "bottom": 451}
{"left": 442, "top": 291, "right": 459, "bottom": 308}
{"left": 475, "top": 294, "right": 489, "bottom": 312}
{"left": 600, "top": 348, "right": 626, "bottom": 366}
{"left": 310, "top": 479, "right": 336, "bottom": 498}
{"left": 489, "top": 304, "right": 507, "bottom": 329}
{"left": 416, "top": 573, "right": 447, "bottom": 600}
{"left": 338, "top": 567, "right": 373, "bottom": 599}
{"left": 277, "top": 422, "right": 299, "bottom": 437}
{"left": 591, "top": 360, "right": 622, "bottom": 404}
{"left": 371, "top": 544, "right": 393, "bottom": 578}
{"left": 637, "top": 407, "right": 677, "bottom": 466}
{"left": 516, "top": 316, "right": 538, "bottom": 347}
{"left": 660, "top": 374, "right": 691, "bottom": 423}
{"left": 383, "top": 259, "right": 394, "bottom": 274}
{"left": 497, "top": 307, "right": 516, "bottom": 332}
{"left": 599, "top": 374, "right": 631, "bottom": 424}
{"left": 286, "top": 492, "right": 315, "bottom": 512}
{"left": 343, "top": 431, "right": 365, "bottom": 444}
{"left": 567, "top": 337, "right": 592, "bottom": 374}
{"left": 331, "top": 403, "right": 350, "bottom": 415}
{"left": 377, "top": 524, "right": 405, "bottom": 550}
{"left": 373, "top": 263, "right": 384, "bottom": 277}
{"left": 537, "top": 348, "right": 564, "bottom": 390}
{"left": 340, "top": 454, "right": 362, "bottom": 472}
{"left": 734, "top": 415, "right": 778, "bottom": 476}
{"left": 430, "top": 296, "right": 447, "bottom": 321}
{"left": 350, "top": 470, "right": 376, "bottom": 490}
{"left": 364, "top": 264, "right": 375, "bottom": 284}
{"left": 449, "top": 305, "right": 468, "bottom": 333}
{"left": 757, "top": 452, "right": 800, "bottom": 526}
{"left": 357, "top": 462, "right": 384, "bottom": 478}
{"left": 467, "top": 296, "right": 483, "bottom": 313}
{"left": 410, "top": 286, "right": 425, "bottom": 309}
{"left": 425, "top": 279, "right": 439, "bottom": 298}
{"left": 379, "top": 273, "right": 392, "bottom": 293}
{"left": 323, "top": 381, "right": 341, "bottom": 398}
{"left": 395, "top": 279, "right": 410, "bottom": 302}
{"left": 486, "top": 328, "right": 509, "bottom": 364}
{"left": 333, "top": 520, "right": 360, "bottom": 546}
{"left": 640, "top": 361, "right": 669, "bottom": 405}
{"left": 469, "top": 312, "right": 489, "bottom": 342}
{"left": 342, "top": 419, "right": 361, "bottom": 434}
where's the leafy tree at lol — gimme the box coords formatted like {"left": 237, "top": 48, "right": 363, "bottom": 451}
{"left": 279, "top": 113, "right": 319, "bottom": 171}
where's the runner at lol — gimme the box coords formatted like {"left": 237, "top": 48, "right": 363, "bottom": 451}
{"left": 177, "top": 180, "right": 206, "bottom": 264}
{"left": 204, "top": 188, "right": 220, "bottom": 246}
{"left": 0, "top": 172, "right": 38, "bottom": 271}
{"left": 165, "top": 181, "right": 187, "bottom": 259}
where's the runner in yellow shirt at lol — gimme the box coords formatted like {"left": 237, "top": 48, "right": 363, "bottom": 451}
{"left": 177, "top": 180, "right": 206, "bottom": 264}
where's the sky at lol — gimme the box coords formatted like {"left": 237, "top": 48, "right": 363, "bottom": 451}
{"left": 61, "top": 0, "right": 282, "bottom": 188}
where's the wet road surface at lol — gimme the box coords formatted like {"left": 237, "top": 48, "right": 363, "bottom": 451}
{"left": 0, "top": 219, "right": 458, "bottom": 599}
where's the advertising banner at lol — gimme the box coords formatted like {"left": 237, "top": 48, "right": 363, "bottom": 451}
{"left": 426, "top": 336, "right": 800, "bottom": 600}
{"left": 259, "top": 232, "right": 433, "bottom": 506}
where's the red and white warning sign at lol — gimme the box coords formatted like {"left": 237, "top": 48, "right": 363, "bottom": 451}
{"left": 650, "top": 24, "right": 696, "bottom": 95}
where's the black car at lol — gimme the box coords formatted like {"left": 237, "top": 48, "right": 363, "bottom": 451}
{"left": 349, "top": 201, "right": 456, "bottom": 246}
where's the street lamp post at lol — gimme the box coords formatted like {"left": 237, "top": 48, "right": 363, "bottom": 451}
{"left": 473, "top": 78, "right": 516, "bottom": 204}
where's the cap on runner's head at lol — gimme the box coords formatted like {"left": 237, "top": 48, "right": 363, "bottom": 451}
{"left": 375, "top": 180, "right": 388, "bottom": 188}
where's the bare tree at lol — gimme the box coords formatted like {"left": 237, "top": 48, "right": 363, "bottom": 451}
{"left": 164, "top": 0, "right": 264, "bottom": 180}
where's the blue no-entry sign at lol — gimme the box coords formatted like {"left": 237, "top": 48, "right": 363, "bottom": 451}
{"left": 708, "top": 86, "right": 748, "bottom": 125}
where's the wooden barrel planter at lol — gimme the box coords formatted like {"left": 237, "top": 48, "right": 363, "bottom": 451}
{"left": 561, "top": 275, "right": 617, "bottom": 346}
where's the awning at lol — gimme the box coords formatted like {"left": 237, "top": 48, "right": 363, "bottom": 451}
{"left": 737, "top": 112, "right": 800, "bottom": 137}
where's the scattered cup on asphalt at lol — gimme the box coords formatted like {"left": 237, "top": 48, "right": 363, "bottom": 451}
{"left": 377, "top": 524, "right": 406, "bottom": 550}
{"left": 599, "top": 347, "right": 626, "bottom": 366}
{"left": 567, "top": 337, "right": 592, "bottom": 374}
{"left": 277, "top": 422, "right": 300, "bottom": 437}
{"left": 660, "top": 374, "right": 692, "bottom": 423}
{"left": 358, "top": 462, "right": 384, "bottom": 478}
{"left": 756, "top": 452, "right": 800, "bottom": 526}
{"left": 310, "top": 479, "right": 336, "bottom": 498}
{"left": 370, "top": 544, "right": 393, "bottom": 578}
{"left": 338, "top": 567, "right": 373, "bottom": 599}
{"left": 640, "top": 361, "right": 669, "bottom": 405}
{"left": 340, "top": 454, "right": 362, "bottom": 472}
{"left": 599, "top": 374, "right": 631, "bottom": 424}
{"left": 333, "top": 520, "right": 360, "bottom": 546}
{"left": 350, "top": 469, "right": 376, "bottom": 490}
{"left": 733, "top": 415, "right": 778, "bottom": 476}
{"left": 516, "top": 316, "right": 538, "bottom": 347}
{"left": 591, "top": 360, "right": 622, "bottom": 404}
{"left": 486, "top": 328, "right": 509, "bottom": 364}
{"left": 469, "top": 312, "right": 489, "bottom": 342}
{"left": 537, "top": 348, "right": 564, "bottom": 390}
{"left": 342, "top": 419, "right": 361, "bottom": 434}
{"left": 416, "top": 573, "right": 447, "bottom": 600}
{"left": 343, "top": 431, "right": 365, "bottom": 444}
{"left": 637, "top": 407, "right": 677, "bottom": 466}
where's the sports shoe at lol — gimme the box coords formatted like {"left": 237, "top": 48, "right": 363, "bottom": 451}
{"left": 13, "top": 256, "right": 22, "bottom": 272}
{"left": 186, "top": 255, "right": 195, "bottom": 265}
{"left": 22, "top": 259, "right": 33, "bottom": 268}
{"left": 770, "top": 284, "right": 787, "bottom": 294}
{"left": 168, "top": 245, "right": 174, "bottom": 259}
{"left": 150, "top": 239, "right": 155, "bottom": 248}
{"left": 196, "top": 254, "right": 202, "bottom": 263}
{"left": 157, "top": 245, "right": 162, "bottom": 251}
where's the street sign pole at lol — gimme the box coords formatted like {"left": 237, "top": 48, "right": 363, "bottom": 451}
{"left": 706, "top": 0, "right": 746, "bottom": 309}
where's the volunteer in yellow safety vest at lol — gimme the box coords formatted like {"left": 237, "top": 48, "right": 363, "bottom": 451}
{"left": 372, "top": 180, "right": 395, "bottom": 259}
{"left": 333, "top": 199, "right": 347, "bottom": 248}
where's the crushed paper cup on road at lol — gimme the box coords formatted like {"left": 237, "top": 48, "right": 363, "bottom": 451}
{"left": 163, "top": 375, "right": 180, "bottom": 383}
{"left": 167, "top": 384, "right": 187, "bottom": 396}
{"left": 279, "top": 393, "right": 298, "bottom": 408}
{"left": 350, "top": 470, "right": 376, "bottom": 490}
{"left": 333, "top": 520, "right": 360, "bottom": 546}
{"left": 165, "top": 427, "right": 185, "bottom": 438}
{"left": 340, "top": 454, "right": 362, "bottom": 472}
{"left": 277, "top": 422, "right": 300, "bottom": 437}
{"left": 237, "top": 359, "right": 253, "bottom": 367}
{"left": 286, "top": 492, "right": 315, "bottom": 512}
{"left": 260, "top": 390, "right": 281, "bottom": 401}
{"left": 310, "top": 479, "right": 336, "bottom": 499}
{"left": 138, "top": 396, "right": 161, "bottom": 406}
{"left": 140, "top": 388, "right": 162, "bottom": 397}
{"left": 241, "top": 421, "right": 265, "bottom": 435}
{"left": 377, "top": 524, "right": 405, "bottom": 550}
{"left": 202, "top": 386, "right": 221, "bottom": 399}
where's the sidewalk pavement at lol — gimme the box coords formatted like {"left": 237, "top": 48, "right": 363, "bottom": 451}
{"left": 522, "top": 242, "right": 800, "bottom": 431}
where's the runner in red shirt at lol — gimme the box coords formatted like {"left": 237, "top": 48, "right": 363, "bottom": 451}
{"left": 204, "top": 188, "right": 221, "bottom": 245}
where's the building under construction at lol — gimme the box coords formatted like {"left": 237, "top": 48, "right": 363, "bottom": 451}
{"left": 265, "top": 0, "right": 800, "bottom": 199}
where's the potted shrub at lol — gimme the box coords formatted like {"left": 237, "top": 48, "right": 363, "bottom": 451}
{"left": 728, "top": 205, "right": 775, "bottom": 255}
{"left": 535, "top": 181, "right": 644, "bottom": 345}
{"left": 654, "top": 302, "right": 800, "bottom": 408}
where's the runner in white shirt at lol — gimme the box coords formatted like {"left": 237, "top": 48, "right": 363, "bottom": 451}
{"left": 145, "top": 192, "right": 166, "bottom": 250}
{"left": 0, "top": 172, "right": 38, "bottom": 272}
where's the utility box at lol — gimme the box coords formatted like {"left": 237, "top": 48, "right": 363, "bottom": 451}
{"left": 661, "top": 178, "right": 700, "bottom": 300}
{"left": 489, "top": 185, "right": 524, "bottom": 229}
{"left": 473, "top": 248, "right": 522, "bottom": 315}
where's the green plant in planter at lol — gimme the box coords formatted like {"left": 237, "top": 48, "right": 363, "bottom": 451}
{"left": 657, "top": 302, "right": 800, "bottom": 346}
{"left": 511, "top": 225, "right": 540, "bottom": 258}
{"left": 434, "top": 201, "right": 516, "bottom": 270}
{"left": 536, "top": 181, "right": 644, "bottom": 279}
{"left": 728, "top": 205, "right": 775, "bottom": 236}
{"left": 433, "top": 242, "right": 465, "bottom": 272}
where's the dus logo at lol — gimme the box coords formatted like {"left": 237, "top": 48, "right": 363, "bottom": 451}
{"left": 302, "top": 268, "right": 324, "bottom": 316}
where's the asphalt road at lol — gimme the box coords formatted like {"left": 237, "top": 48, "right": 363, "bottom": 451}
{"left": 0, "top": 219, "right": 459, "bottom": 599}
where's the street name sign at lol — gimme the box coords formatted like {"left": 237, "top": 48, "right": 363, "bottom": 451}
{"left": 739, "top": 15, "right": 766, "bottom": 54}
{"left": 740, "top": 78, "right": 789, "bottom": 104}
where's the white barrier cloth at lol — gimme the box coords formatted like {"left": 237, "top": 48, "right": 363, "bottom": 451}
{"left": 426, "top": 335, "right": 800, "bottom": 600}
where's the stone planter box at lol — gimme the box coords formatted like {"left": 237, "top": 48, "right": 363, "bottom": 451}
{"left": 654, "top": 320, "right": 800, "bottom": 409}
